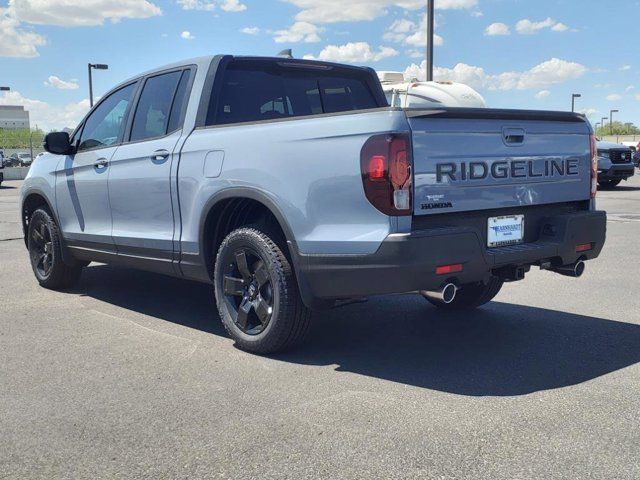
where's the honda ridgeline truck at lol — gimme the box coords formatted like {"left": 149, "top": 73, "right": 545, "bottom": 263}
{"left": 21, "top": 56, "right": 607, "bottom": 354}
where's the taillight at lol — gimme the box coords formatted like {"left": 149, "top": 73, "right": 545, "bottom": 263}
{"left": 590, "top": 134, "right": 598, "bottom": 199}
{"left": 360, "top": 133, "right": 412, "bottom": 216}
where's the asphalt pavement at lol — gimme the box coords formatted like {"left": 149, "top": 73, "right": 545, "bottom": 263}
{"left": 1, "top": 178, "right": 639, "bottom": 479}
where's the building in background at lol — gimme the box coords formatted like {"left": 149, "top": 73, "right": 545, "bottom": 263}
{"left": 0, "top": 106, "right": 30, "bottom": 130}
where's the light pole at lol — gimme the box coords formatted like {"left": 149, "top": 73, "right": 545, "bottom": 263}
{"left": 571, "top": 93, "right": 581, "bottom": 112}
{"left": 595, "top": 122, "right": 601, "bottom": 131}
{"left": 0, "top": 86, "right": 9, "bottom": 91}
{"left": 601, "top": 117, "right": 608, "bottom": 135}
{"left": 88, "top": 63, "right": 109, "bottom": 107}
{"left": 609, "top": 109, "right": 619, "bottom": 136}
{"left": 426, "top": 0, "right": 434, "bottom": 81}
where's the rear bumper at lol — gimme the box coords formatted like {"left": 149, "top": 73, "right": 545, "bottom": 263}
{"left": 297, "top": 210, "right": 606, "bottom": 304}
{"left": 599, "top": 164, "right": 635, "bottom": 180}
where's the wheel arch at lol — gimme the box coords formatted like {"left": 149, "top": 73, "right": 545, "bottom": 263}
{"left": 21, "top": 189, "right": 57, "bottom": 248}
{"left": 197, "top": 188, "right": 323, "bottom": 308}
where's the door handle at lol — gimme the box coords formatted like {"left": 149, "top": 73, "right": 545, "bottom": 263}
{"left": 94, "top": 159, "right": 108, "bottom": 169}
{"left": 150, "top": 150, "right": 170, "bottom": 162}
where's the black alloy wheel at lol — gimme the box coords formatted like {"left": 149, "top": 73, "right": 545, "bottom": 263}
{"left": 30, "top": 217, "right": 54, "bottom": 279}
{"left": 222, "top": 248, "right": 274, "bottom": 335}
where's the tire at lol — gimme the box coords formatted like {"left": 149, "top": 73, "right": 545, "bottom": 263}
{"left": 27, "top": 208, "right": 83, "bottom": 290}
{"left": 214, "top": 227, "right": 311, "bottom": 354}
{"left": 425, "top": 277, "right": 504, "bottom": 311}
{"left": 598, "top": 179, "right": 621, "bottom": 189}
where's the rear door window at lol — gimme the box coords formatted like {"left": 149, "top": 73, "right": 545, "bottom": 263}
{"left": 208, "top": 62, "right": 379, "bottom": 126}
{"left": 130, "top": 71, "right": 182, "bottom": 142}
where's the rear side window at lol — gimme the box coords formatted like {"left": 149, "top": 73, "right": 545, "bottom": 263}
{"left": 208, "top": 62, "right": 379, "bottom": 126}
{"left": 130, "top": 69, "right": 191, "bottom": 142}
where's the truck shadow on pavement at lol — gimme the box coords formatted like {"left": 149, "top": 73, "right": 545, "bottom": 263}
{"left": 79, "top": 265, "right": 640, "bottom": 397}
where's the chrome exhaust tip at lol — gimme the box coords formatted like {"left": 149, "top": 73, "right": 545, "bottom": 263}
{"left": 552, "top": 260, "right": 586, "bottom": 278}
{"left": 421, "top": 283, "right": 458, "bottom": 304}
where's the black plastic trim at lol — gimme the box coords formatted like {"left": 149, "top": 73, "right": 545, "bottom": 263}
{"left": 298, "top": 210, "right": 607, "bottom": 301}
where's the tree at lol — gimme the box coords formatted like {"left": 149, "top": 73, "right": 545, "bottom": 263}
{"left": 0, "top": 128, "right": 45, "bottom": 150}
{"left": 595, "top": 121, "right": 640, "bottom": 137}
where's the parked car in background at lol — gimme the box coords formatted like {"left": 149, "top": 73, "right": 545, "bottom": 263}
{"left": 6, "top": 154, "right": 19, "bottom": 167}
{"left": 621, "top": 141, "right": 638, "bottom": 152}
{"left": 596, "top": 140, "right": 635, "bottom": 188}
{"left": 16, "top": 153, "right": 33, "bottom": 167}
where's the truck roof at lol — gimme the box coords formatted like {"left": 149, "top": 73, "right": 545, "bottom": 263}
{"left": 121, "top": 55, "right": 375, "bottom": 87}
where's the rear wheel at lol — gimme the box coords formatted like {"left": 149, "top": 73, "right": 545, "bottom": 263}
{"left": 598, "top": 179, "right": 621, "bottom": 189}
{"left": 425, "top": 277, "right": 503, "bottom": 311}
{"left": 214, "top": 227, "right": 311, "bottom": 354}
{"left": 28, "top": 208, "right": 83, "bottom": 290}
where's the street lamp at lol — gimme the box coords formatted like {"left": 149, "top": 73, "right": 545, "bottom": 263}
{"left": 601, "top": 117, "right": 608, "bottom": 133}
{"left": 0, "top": 86, "right": 9, "bottom": 91}
{"left": 88, "top": 63, "right": 109, "bottom": 107}
{"left": 595, "top": 122, "right": 601, "bottom": 131}
{"left": 571, "top": 93, "right": 581, "bottom": 112}
{"left": 426, "top": 0, "right": 435, "bottom": 81}
{"left": 609, "top": 109, "right": 619, "bottom": 136}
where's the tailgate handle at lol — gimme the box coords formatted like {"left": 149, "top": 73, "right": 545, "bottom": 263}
{"left": 503, "top": 128, "right": 526, "bottom": 145}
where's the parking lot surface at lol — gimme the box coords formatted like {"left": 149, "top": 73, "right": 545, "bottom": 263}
{"left": 1, "top": 178, "right": 639, "bottom": 479}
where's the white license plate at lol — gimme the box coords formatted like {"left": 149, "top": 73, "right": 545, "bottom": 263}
{"left": 487, "top": 215, "right": 525, "bottom": 248}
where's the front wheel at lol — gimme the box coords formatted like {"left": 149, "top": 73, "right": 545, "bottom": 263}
{"left": 598, "top": 179, "right": 622, "bottom": 189}
{"left": 28, "top": 208, "right": 83, "bottom": 290}
{"left": 214, "top": 227, "right": 311, "bottom": 354}
{"left": 425, "top": 277, "right": 504, "bottom": 311}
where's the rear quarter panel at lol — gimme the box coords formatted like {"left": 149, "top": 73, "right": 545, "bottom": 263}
{"left": 178, "top": 109, "right": 410, "bottom": 256}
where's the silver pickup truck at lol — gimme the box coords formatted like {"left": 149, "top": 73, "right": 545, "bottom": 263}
{"left": 21, "top": 55, "right": 606, "bottom": 353}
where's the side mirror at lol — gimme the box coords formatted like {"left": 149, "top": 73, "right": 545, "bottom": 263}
{"left": 43, "top": 132, "right": 75, "bottom": 155}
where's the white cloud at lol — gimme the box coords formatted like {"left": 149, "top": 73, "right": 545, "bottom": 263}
{"left": 485, "top": 22, "right": 510, "bottom": 36}
{"left": 304, "top": 42, "right": 398, "bottom": 63}
{"left": 606, "top": 94, "right": 622, "bottom": 101}
{"left": 626, "top": 85, "right": 635, "bottom": 92}
{"left": 181, "top": 31, "right": 195, "bottom": 40}
{"left": 220, "top": 0, "right": 246, "bottom": 12}
{"left": 10, "top": 0, "right": 161, "bottom": 27}
{"left": 383, "top": 18, "right": 416, "bottom": 42}
{"left": 535, "top": 90, "right": 550, "bottom": 99}
{"left": 515, "top": 17, "right": 571, "bottom": 35}
{"left": 44, "top": 76, "right": 79, "bottom": 90}
{"left": 178, "top": 0, "right": 216, "bottom": 10}
{"left": 273, "top": 22, "right": 322, "bottom": 43}
{"left": 620, "top": 65, "right": 632, "bottom": 71}
{"left": 385, "top": 14, "right": 443, "bottom": 47}
{"left": 0, "top": 90, "right": 90, "bottom": 131}
{"left": 283, "top": 0, "right": 476, "bottom": 24}
{"left": 636, "top": 94, "right": 640, "bottom": 101}
{"left": 551, "top": 22, "right": 569, "bottom": 32}
{"left": 404, "top": 58, "right": 587, "bottom": 91}
{"left": 240, "top": 26, "right": 260, "bottom": 35}
{"left": 0, "top": 8, "right": 46, "bottom": 58}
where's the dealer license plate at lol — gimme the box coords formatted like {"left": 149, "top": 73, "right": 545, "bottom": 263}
{"left": 487, "top": 215, "right": 525, "bottom": 248}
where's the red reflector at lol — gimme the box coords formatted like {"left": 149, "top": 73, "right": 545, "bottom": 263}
{"left": 368, "top": 155, "right": 386, "bottom": 180}
{"left": 576, "top": 243, "right": 593, "bottom": 253}
{"left": 436, "top": 264, "right": 464, "bottom": 275}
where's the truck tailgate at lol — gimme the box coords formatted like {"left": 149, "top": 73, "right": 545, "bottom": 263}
{"left": 407, "top": 108, "right": 592, "bottom": 216}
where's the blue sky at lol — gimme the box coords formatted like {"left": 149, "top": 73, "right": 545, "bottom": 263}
{"left": 0, "top": 0, "right": 639, "bottom": 130}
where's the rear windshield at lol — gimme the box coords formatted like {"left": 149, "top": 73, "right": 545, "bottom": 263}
{"left": 207, "top": 61, "right": 380, "bottom": 126}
